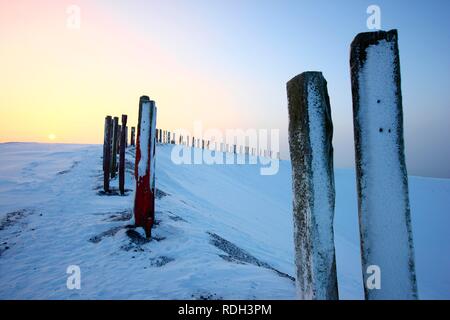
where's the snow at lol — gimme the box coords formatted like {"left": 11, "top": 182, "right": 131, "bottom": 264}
{"left": 0, "top": 142, "right": 449, "bottom": 299}
{"left": 356, "top": 39, "right": 416, "bottom": 298}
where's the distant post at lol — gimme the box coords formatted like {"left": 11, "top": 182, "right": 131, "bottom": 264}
{"left": 119, "top": 114, "right": 128, "bottom": 195}
{"left": 125, "top": 126, "right": 128, "bottom": 148}
{"left": 287, "top": 71, "right": 338, "bottom": 300}
{"left": 103, "top": 116, "right": 112, "bottom": 192}
{"left": 117, "top": 125, "right": 121, "bottom": 154}
{"left": 130, "top": 127, "right": 136, "bottom": 146}
{"left": 350, "top": 30, "right": 417, "bottom": 300}
{"left": 134, "top": 96, "right": 157, "bottom": 238}
{"left": 111, "top": 117, "right": 119, "bottom": 178}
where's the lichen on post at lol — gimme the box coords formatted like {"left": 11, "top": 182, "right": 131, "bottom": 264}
{"left": 287, "top": 71, "right": 338, "bottom": 300}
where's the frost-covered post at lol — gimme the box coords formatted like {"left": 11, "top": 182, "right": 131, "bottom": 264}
{"left": 350, "top": 30, "right": 417, "bottom": 300}
{"left": 111, "top": 117, "right": 119, "bottom": 178}
{"left": 103, "top": 116, "right": 112, "bottom": 192}
{"left": 134, "top": 96, "right": 157, "bottom": 238}
{"left": 119, "top": 115, "right": 127, "bottom": 195}
{"left": 131, "top": 127, "right": 135, "bottom": 147}
{"left": 287, "top": 71, "right": 338, "bottom": 300}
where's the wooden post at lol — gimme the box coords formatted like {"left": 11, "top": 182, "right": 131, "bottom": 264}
{"left": 117, "top": 125, "right": 121, "bottom": 154}
{"left": 350, "top": 30, "right": 417, "bottom": 300}
{"left": 119, "top": 114, "right": 127, "bottom": 195}
{"left": 131, "top": 127, "right": 136, "bottom": 146}
{"left": 287, "top": 71, "right": 338, "bottom": 300}
{"left": 125, "top": 126, "right": 128, "bottom": 148}
{"left": 134, "top": 96, "right": 157, "bottom": 238}
{"left": 103, "top": 116, "right": 112, "bottom": 192}
{"left": 111, "top": 117, "right": 119, "bottom": 178}
{"left": 192, "top": 136, "right": 195, "bottom": 147}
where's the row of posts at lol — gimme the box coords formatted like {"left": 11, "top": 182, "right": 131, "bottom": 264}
{"left": 103, "top": 115, "right": 136, "bottom": 195}
{"left": 155, "top": 129, "right": 279, "bottom": 159}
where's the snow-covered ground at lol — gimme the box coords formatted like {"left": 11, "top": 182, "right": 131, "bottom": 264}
{"left": 0, "top": 142, "right": 448, "bottom": 300}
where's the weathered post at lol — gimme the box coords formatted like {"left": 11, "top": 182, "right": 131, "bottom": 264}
{"left": 134, "top": 96, "right": 157, "bottom": 238}
{"left": 117, "top": 125, "right": 121, "bottom": 154}
{"left": 103, "top": 116, "right": 112, "bottom": 192}
{"left": 192, "top": 136, "right": 195, "bottom": 147}
{"left": 111, "top": 117, "right": 119, "bottom": 178}
{"left": 159, "top": 129, "right": 162, "bottom": 143}
{"left": 125, "top": 126, "right": 128, "bottom": 148}
{"left": 350, "top": 30, "right": 417, "bottom": 300}
{"left": 287, "top": 71, "right": 338, "bottom": 300}
{"left": 131, "top": 127, "right": 136, "bottom": 146}
{"left": 119, "top": 115, "right": 128, "bottom": 195}
{"left": 156, "top": 128, "right": 159, "bottom": 144}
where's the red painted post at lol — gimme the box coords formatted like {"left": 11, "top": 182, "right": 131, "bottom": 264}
{"left": 103, "top": 116, "right": 112, "bottom": 192}
{"left": 119, "top": 114, "right": 127, "bottom": 195}
{"left": 134, "top": 96, "right": 157, "bottom": 238}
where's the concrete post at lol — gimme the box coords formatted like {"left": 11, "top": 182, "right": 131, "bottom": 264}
{"left": 350, "top": 30, "right": 417, "bottom": 300}
{"left": 287, "top": 71, "right": 338, "bottom": 300}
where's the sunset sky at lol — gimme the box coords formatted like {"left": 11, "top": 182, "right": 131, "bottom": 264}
{"left": 1, "top": 0, "right": 449, "bottom": 178}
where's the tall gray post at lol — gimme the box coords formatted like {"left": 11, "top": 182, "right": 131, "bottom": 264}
{"left": 287, "top": 71, "right": 338, "bottom": 300}
{"left": 350, "top": 30, "right": 417, "bottom": 300}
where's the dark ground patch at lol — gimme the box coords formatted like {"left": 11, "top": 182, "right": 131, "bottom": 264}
{"left": 0, "top": 209, "right": 33, "bottom": 231}
{"left": 106, "top": 210, "right": 132, "bottom": 222}
{"left": 191, "top": 292, "right": 223, "bottom": 300}
{"left": 155, "top": 188, "right": 169, "bottom": 199}
{"left": 149, "top": 256, "right": 174, "bottom": 267}
{"left": 208, "top": 232, "right": 294, "bottom": 282}
{"left": 96, "top": 188, "right": 131, "bottom": 196}
{"left": 57, "top": 161, "right": 80, "bottom": 175}
{"left": 89, "top": 226, "right": 123, "bottom": 243}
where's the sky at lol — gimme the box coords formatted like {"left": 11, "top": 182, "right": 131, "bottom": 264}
{"left": 0, "top": 0, "right": 449, "bottom": 178}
